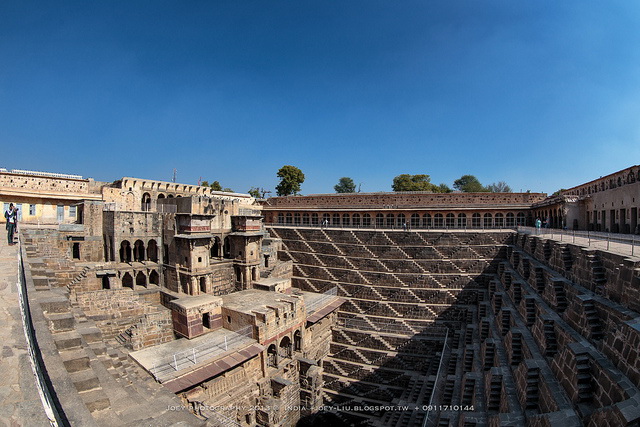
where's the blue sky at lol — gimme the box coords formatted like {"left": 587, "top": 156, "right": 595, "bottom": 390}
{"left": 2, "top": 1, "right": 640, "bottom": 195}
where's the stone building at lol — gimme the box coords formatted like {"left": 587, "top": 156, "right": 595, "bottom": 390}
{"left": 7, "top": 164, "right": 640, "bottom": 426}
{"left": 531, "top": 165, "right": 640, "bottom": 233}
{"left": 263, "top": 191, "right": 547, "bottom": 229}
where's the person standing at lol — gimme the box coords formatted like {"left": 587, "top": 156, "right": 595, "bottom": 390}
{"left": 5, "top": 203, "right": 18, "bottom": 245}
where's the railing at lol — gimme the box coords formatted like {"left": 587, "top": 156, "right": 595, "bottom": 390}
{"left": 238, "top": 208, "right": 262, "bottom": 216}
{"left": 17, "top": 240, "right": 65, "bottom": 426}
{"left": 517, "top": 226, "right": 639, "bottom": 257}
{"left": 266, "top": 221, "right": 520, "bottom": 231}
{"left": 305, "top": 287, "right": 338, "bottom": 313}
{"left": 150, "top": 325, "right": 253, "bottom": 380}
{"left": 422, "top": 328, "right": 449, "bottom": 427}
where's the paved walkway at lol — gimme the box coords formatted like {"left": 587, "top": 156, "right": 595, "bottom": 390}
{"left": 0, "top": 235, "right": 49, "bottom": 426}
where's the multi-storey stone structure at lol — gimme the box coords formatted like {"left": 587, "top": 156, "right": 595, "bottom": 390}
{"left": 5, "top": 164, "right": 640, "bottom": 426}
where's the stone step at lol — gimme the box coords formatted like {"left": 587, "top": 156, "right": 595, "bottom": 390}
{"left": 77, "top": 325, "right": 103, "bottom": 344}
{"left": 59, "top": 348, "right": 91, "bottom": 373}
{"left": 39, "top": 295, "right": 71, "bottom": 314}
{"left": 53, "top": 330, "right": 83, "bottom": 351}
{"left": 79, "top": 388, "right": 111, "bottom": 413}
{"left": 69, "top": 369, "right": 101, "bottom": 393}
{"left": 46, "top": 312, "right": 75, "bottom": 332}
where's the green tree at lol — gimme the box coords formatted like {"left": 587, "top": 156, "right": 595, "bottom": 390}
{"left": 201, "top": 180, "right": 209, "bottom": 187}
{"left": 210, "top": 181, "right": 223, "bottom": 191}
{"left": 437, "top": 183, "right": 453, "bottom": 193}
{"left": 453, "top": 175, "right": 488, "bottom": 192}
{"left": 334, "top": 177, "right": 356, "bottom": 193}
{"left": 487, "top": 181, "right": 513, "bottom": 193}
{"left": 222, "top": 187, "right": 233, "bottom": 193}
{"left": 276, "top": 165, "right": 305, "bottom": 196}
{"left": 392, "top": 174, "right": 438, "bottom": 192}
{"left": 552, "top": 188, "right": 567, "bottom": 196}
{"left": 248, "top": 187, "right": 261, "bottom": 198}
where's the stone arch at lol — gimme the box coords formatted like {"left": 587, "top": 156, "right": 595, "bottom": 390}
{"left": 120, "top": 240, "right": 132, "bottom": 263}
{"left": 483, "top": 213, "right": 493, "bottom": 228}
{"left": 122, "top": 272, "right": 133, "bottom": 289}
{"left": 211, "top": 237, "right": 221, "bottom": 258}
{"left": 136, "top": 271, "right": 147, "bottom": 287}
{"left": 267, "top": 344, "right": 278, "bottom": 368}
{"left": 457, "top": 213, "right": 467, "bottom": 228}
{"left": 386, "top": 213, "right": 394, "bottom": 228}
{"left": 411, "top": 213, "right": 420, "bottom": 228}
{"left": 342, "top": 213, "right": 350, "bottom": 226}
{"left": 294, "top": 329, "right": 302, "bottom": 352}
{"left": 277, "top": 213, "right": 284, "bottom": 224}
{"left": 397, "top": 213, "right": 406, "bottom": 227}
{"left": 506, "top": 212, "right": 515, "bottom": 227}
{"left": 332, "top": 213, "right": 340, "bottom": 226}
{"left": 517, "top": 212, "right": 526, "bottom": 226}
{"left": 472, "top": 213, "right": 481, "bottom": 228}
{"left": 495, "top": 213, "right": 504, "bottom": 228}
{"left": 294, "top": 212, "right": 301, "bottom": 225}
{"left": 223, "top": 237, "right": 231, "bottom": 258}
{"left": 134, "top": 240, "right": 145, "bottom": 262}
{"left": 423, "top": 214, "right": 432, "bottom": 228}
{"left": 141, "top": 192, "right": 151, "bottom": 211}
{"left": 279, "top": 336, "right": 292, "bottom": 359}
{"left": 149, "top": 270, "right": 159, "bottom": 286}
{"left": 311, "top": 213, "right": 319, "bottom": 225}
{"left": 434, "top": 213, "right": 444, "bottom": 228}
{"left": 286, "top": 213, "right": 292, "bottom": 224}
{"left": 147, "top": 239, "right": 158, "bottom": 262}
{"left": 302, "top": 213, "right": 310, "bottom": 225}
{"left": 352, "top": 213, "right": 361, "bottom": 227}
{"left": 375, "top": 213, "right": 384, "bottom": 227}
{"left": 362, "top": 213, "right": 371, "bottom": 227}
{"left": 445, "top": 213, "right": 455, "bottom": 228}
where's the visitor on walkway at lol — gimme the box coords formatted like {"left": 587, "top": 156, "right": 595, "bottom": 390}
{"left": 535, "top": 217, "right": 542, "bottom": 234}
{"left": 5, "top": 203, "right": 18, "bottom": 245}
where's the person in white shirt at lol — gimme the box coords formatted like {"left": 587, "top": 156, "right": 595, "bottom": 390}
{"left": 4, "top": 203, "right": 17, "bottom": 245}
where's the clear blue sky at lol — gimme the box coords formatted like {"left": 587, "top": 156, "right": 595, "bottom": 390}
{"left": 2, "top": 1, "right": 640, "bottom": 195}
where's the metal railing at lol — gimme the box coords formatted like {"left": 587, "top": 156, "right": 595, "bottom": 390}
{"left": 517, "top": 226, "right": 639, "bottom": 257}
{"left": 305, "top": 287, "right": 338, "bottom": 313}
{"left": 17, "top": 240, "right": 65, "bottom": 426}
{"left": 266, "top": 221, "right": 521, "bottom": 231}
{"left": 150, "top": 325, "right": 253, "bottom": 380}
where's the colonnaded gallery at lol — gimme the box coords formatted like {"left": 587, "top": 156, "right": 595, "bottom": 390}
{"left": 1, "top": 165, "right": 640, "bottom": 426}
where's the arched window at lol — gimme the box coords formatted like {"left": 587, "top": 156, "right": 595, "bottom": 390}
{"left": 277, "top": 213, "right": 284, "bottom": 224}
{"left": 294, "top": 213, "right": 301, "bottom": 225}
{"left": 211, "top": 237, "right": 221, "bottom": 258}
{"left": 285, "top": 213, "right": 293, "bottom": 224}
{"left": 375, "top": 213, "right": 384, "bottom": 227}
{"left": 352, "top": 213, "right": 361, "bottom": 227}
{"left": 279, "top": 336, "right": 292, "bottom": 359}
{"left": 386, "top": 214, "right": 395, "bottom": 228}
{"left": 147, "top": 240, "right": 158, "bottom": 262}
{"left": 311, "top": 213, "right": 319, "bottom": 225}
{"left": 517, "top": 213, "right": 526, "bottom": 226}
{"left": 506, "top": 213, "right": 515, "bottom": 227}
{"left": 423, "top": 214, "right": 432, "bottom": 228}
{"left": 136, "top": 271, "right": 147, "bottom": 287}
{"left": 267, "top": 344, "right": 278, "bottom": 368}
{"left": 141, "top": 192, "right": 151, "bottom": 211}
{"left": 434, "top": 214, "right": 444, "bottom": 228}
{"left": 445, "top": 213, "right": 455, "bottom": 228}
{"left": 322, "top": 213, "right": 330, "bottom": 225}
{"left": 472, "top": 213, "right": 481, "bottom": 228}
{"left": 302, "top": 213, "right": 310, "bottom": 225}
{"left": 342, "top": 213, "right": 350, "bottom": 226}
{"left": 332, "top": 213, "right": 341, "bottom": 226}
{"left": 134, "top": 240, "right": 145, "bottom": 262}
{"left": 120, "top": 241, "right": 132, "bottom": 263}
{"left": 411, "top": 213, "right": 420, "bottom": 228}
{"left": 294, "top": 330, "right": 302, "bottom": 352}
{"left": 149, "top": 270, "right": 159, "bottom": 286}
{"left": 495, "top": 213, "right": 504, "bottom": 228}
{"left": 397, "top": 213, "right": 406, "bottom": 227}
{"left": 484, "top": 213, "right": 493, "bottom": 228}
{"left": 223, "top": 237, "right": 231, "bottom": 258}
{"left": 122, "top": 272, "right": 133, "bottom": 289}
{"left": 457, "top": 213, "right": 467, "bottom": 228}
{"left": 363, "top": 213, "right": 371, "bottom": 227}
